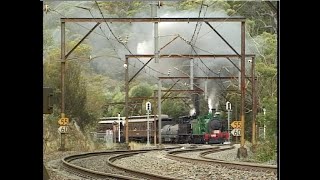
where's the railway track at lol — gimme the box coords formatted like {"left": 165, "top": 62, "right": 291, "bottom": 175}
{"left": 61, "top": 144, "right": 276, "bottom": 179}
{"left": 108, "top": 152, "right": 180, "bottom": 180}
{"left": 61, "top": 146, "right": 181, "bottom": 180}
{"left": 166, "top": 145, "right": 277, "bottom": 173}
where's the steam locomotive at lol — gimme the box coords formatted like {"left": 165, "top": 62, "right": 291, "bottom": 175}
{"left": 161, "top": 109, "right": 230, "bottom": 144}
{"left": 94, "top": 109, "right": 229, "bottom": 144}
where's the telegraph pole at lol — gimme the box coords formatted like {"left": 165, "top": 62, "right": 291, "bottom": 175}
{"left": 59, "top": 21, "right": 67, "bottom": 151}
{"left": 238, "top": 21, "right": 248, "bottom": 158}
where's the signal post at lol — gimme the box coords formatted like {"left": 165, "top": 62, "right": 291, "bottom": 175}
{"left": 225, "top": 102, "right": 232, "bottom": 144}
{"left": 146, "top": 101, "right": 151, "bottom": 146}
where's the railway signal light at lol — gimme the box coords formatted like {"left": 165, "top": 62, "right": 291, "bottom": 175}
{"left": 157, "top": 1, "right": 163, "bottom": 7}
{"left": 146, "top": 101, "right": 151, "bottom": 111}
{"left": 226, "top": 101, "right": 232, "bottom": 110}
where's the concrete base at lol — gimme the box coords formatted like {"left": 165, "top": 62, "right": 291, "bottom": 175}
{"left": 237, "top": 146, "right": 248, "bottom": 158}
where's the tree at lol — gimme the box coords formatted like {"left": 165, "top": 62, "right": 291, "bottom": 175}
{"left": 43, "top": 40, "right": 95, "bottom": 129}
{"left": 127, "top": 83, "right": 153, "bottom": 115}
{"left": 227, "top": 1, "right": 277, "bottom": 36}
{"left": 129, "top": 83, "right": 153, "bottom": 97}
{"left": 162, "top": 99, "right": 190, "bottom": 119}
{"left": 96, "top": 1, "right": 147, "bottom": 17}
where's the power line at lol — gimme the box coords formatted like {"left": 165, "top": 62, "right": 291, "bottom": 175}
{"left": 193, "top": 6, "right": 208, "bottom": 46}
{"left": 190, "top": 0, "right": 204, "bottom": 44}
{"left": 197, "top": 1, "right": 249, "bottom": 40}
{"left": 87, "top": 18, "right": 160, "bottom": 80}
{"left": 178, "top": 35, "right": 218, "bottom": 76}
{"left": 179, "top": 34, "right": 241, "bottom": 97}
{"left": 94, "top": 1, "right": 167, "bottom": 77}
{"left": 51, "top": 2, "right": 245, "bottom": 96}
{"left": 77, "top": 3, "right": 169, "bottom": 82}
{"left": 186, "top": 1, "right": 221, "bottom": 81}
{"left": 189, "top": 1, "right": 213, "bottom": 76}
{"left": 50, "top": 6, "right": 165, "bottom": 83}
{"left": 49, "top": 9, "right": 116, "bottom": 40}
{"left": 178, "top": 36, "right": 245, "bottom": 75}
{"left": 189, "top": 1, "right": 208, "bottom": 70}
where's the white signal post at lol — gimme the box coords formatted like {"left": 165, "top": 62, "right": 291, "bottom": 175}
{"left": 146, "top": 102, "right": 151, "bottom": 145}
{"left": 118, "top": 113, "right": 121, "bottom": 143}
{"left": 226, "top": 101, "right": 232, "bottom": 144}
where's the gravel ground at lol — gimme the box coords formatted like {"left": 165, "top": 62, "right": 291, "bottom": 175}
{"left": 71, "top": 154, "right": 149, "bottom": 179}
{"left": 44, "top": 147, "right": 131, "bottom": 180}
{"left": 44, "top": 151, "right": 88, "bottom": 180}
{"left": 173, "top": 145, "right": 230, "bottom": 159}
{"left": 113, "top": 150, "right": 277, "bottom": 180}
{"left": 43, "top": 144, "right": 171, "bottom": 180}
{"left": 44, "top": 144, "right": 277, "bottom": 180}
{"left": 205, "top": 144, "right": 277, "bottom": 166}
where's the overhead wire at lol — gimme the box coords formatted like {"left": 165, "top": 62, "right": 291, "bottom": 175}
{"left": 92, "top": 1, "right": 239, "bottom": 93}
{"left": 197, "top": 1, "right": 249, "bottom": 40}
{"left": 55, "top": 1, "right": 168, "bottom": 82}
{"left": 49, "top": 1, "right": 252, "bottom": 102}
{"left": 53, "top": 2, "right": 167, "bottom": 82}
{"left": 185, "top": 1, "right": 243, "bottom": 103}
{"left": 188, "top": 1, "right": 215, "bottom": 77}
{"left": 94, "top": 1, "right": 167, "bottom": 77}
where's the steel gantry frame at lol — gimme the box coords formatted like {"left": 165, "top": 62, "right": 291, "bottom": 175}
{"left": 61, "top": 17, "right": 246, "bottom": 23}
{"left": 60, "top": 17, "right": 256, "bottom": 157}
{"left": 125, "top": 53, "right": 256, "bottom": 149}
